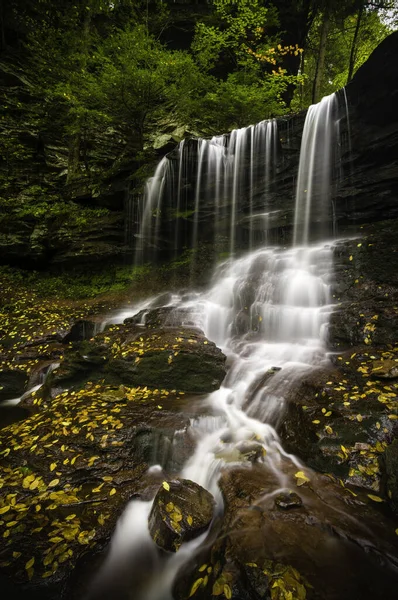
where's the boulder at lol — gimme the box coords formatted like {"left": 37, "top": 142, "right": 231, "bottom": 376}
{"left": 0, "top": 369, "right": 29, "bottom": 401}
{"left": 148, "top": 478, "right": 215, "bottom": 552}
{"left": 173, "top": 464, "right": 398, "bottom": 600}
{"left": 51, "top": 322, "right": 226, "bottom": 394}
{"left": 278, "top": 355, "right": 398, "bottom": 498}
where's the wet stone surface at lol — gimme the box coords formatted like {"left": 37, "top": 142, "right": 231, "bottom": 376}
{"left": 149, "top": 478, "right": 215, "bottom": 552}
{"left": 174, "top": 464, "right": 398, "bottom": 600}
{"left": 0, "top": 384, "right": 196, "bottom": 598}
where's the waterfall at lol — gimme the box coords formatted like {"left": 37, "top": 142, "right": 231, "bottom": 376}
{"left": 134, "top": 120, "right": 279, "bottom": 265}
{"left": 92, "top": 95, "right": 348, "bottom": 600}
{"left": 293, "top": 93, "right": 338, "bottom": 245}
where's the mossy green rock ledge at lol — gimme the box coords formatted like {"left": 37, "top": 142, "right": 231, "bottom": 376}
{"left": 51, "top": 322, "right": 227, "bottom": 394}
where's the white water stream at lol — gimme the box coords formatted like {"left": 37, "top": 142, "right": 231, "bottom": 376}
{"left": 90, "top": 94, "right": 342, "bottom": 599}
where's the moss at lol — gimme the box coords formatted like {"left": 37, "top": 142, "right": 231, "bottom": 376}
{"left": 0, "top": 264, "right": 151, "bottom": 300}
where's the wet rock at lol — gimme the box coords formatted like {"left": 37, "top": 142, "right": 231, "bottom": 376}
{"left": 370, "top": 359, "right": 398, "bottom": 380}
{"left": 0, "top": 369, "right": 29, "bottom": 401}
{"left": 235, "top": 441, "right": 265, "bottom": 463}
{"left": 384, "top": 439, "right": 398, "bottom": 515}
{"left": 174, "top": 464, "right": 398, "bottom": 600}
{"left": 279, "top": 354, "right": 398, "bottom": 497}
{"left": 125, "top": 306, "right": 200, "bottom": 329}
{"left": 62, "top": 319, "right": 102, "bottom": 343}
{"left": 244, "top": 367, "right": 282, "bottom": 409}
{"left": 148, "top": 478, "right": 215, "bottom": 552}
{"left": 274, "top": 491, "right": 303, "bottom": 510}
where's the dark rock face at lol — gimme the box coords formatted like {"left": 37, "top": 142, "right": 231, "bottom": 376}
{"left": 0, "top": 369, "right": 28, "bottom": 401}
{"left": 148, "top": 478, "right": 215, "bottom": 552}
{"left": 384, "top": 439, "right": 398, "bottom": 514}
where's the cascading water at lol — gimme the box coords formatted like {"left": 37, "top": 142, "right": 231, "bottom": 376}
{"left": 134, "top": 120, "right": 279, "bottom": 266}
{"left": 90, "top": 93, "right": 371, "bottom": 600}
{"left": 293, "top": 93, "right": 338, "bottom": 245}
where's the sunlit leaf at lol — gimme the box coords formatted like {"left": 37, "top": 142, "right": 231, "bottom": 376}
{"left": 189, "top": 578, "right": 203, "bottom": 597}
{"left": 367, "top": 494, "right": 384, "bottom": 503}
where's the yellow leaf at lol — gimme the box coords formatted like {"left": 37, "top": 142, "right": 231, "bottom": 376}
{"left": 187, "top": 515, "right": 193, "bottom": 526}
{"left": 295, "top": 471, "right": 310, "bottom": 486}
{"left": 367, "top": 494, "right": 384, "bottom": 503}
{"left": 189, "top": 578, "right": 203, "bottom": 597}
{"left": 356, "top": 414, "right": 363, "bottom": 422}
{"left": 50, "top": 463, "right": 57, "bottom": 472}
{"left": 109, "top": 488, "right": 116, "bottom": 496}
{"left": 25, "top": 557, "right": 35, "bottom": 570}
{"left": 0, "top": 506, "right": 10, "bottom": 515}
{"left": 198, "top": 564, "right": 207, "bottom": 572}
{"left": 224, "top": 584, "right": 232, "bottom": 599}
{"left": 48, "top": 479, "right": 59, "bottom": 488}
{"left": 312, "top": 419, "right": 320, "bottom": 424}
{"left": 325, "top": 425, "right": 333, "bottom": 434}
{"left": 22, "top": 475, "right": 35, "bottom": 489}
{"left": 162, "top": 481, "right": 170, "bottom": 492}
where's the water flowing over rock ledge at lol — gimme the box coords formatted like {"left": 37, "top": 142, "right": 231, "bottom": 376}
{"left": 1, "top": 31, "right": 398, "bottom": 600}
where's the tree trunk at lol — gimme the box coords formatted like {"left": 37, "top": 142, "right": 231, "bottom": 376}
{"left": 346, "top": 3, "right": 364, "bottom": 84}
{"left": 312, "top": 4, "right": 331, "bottom": 104}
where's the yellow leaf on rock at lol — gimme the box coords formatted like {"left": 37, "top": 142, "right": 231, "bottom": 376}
{"left": 367, "top": 494, "right": 384, "bottom": 503}
{"left": 295, "top": 471, "right": 310, "bottom": 486}
{"left": 109, "top": 488, "right": 116, "bottom": 496}
{"left": 162, "top": 481, "right": 170, "bottom": 492}
{"left": 189, "top": 578, "right": 203, "bottom": 597}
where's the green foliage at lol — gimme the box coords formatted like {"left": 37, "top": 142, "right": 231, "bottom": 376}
{"left": 0, "top": 263, "right": 150, "bottom": 300}
{"left": 293, "top": 3, "right": 393, "bottom": 109}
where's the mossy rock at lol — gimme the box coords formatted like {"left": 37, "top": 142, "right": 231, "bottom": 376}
{"left": 51, "top": 323, "right": 226, "bottom": 394}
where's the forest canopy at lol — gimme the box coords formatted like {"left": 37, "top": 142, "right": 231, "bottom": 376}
{"left": 0, "top": 0, "right": 396, "bottom": 214}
